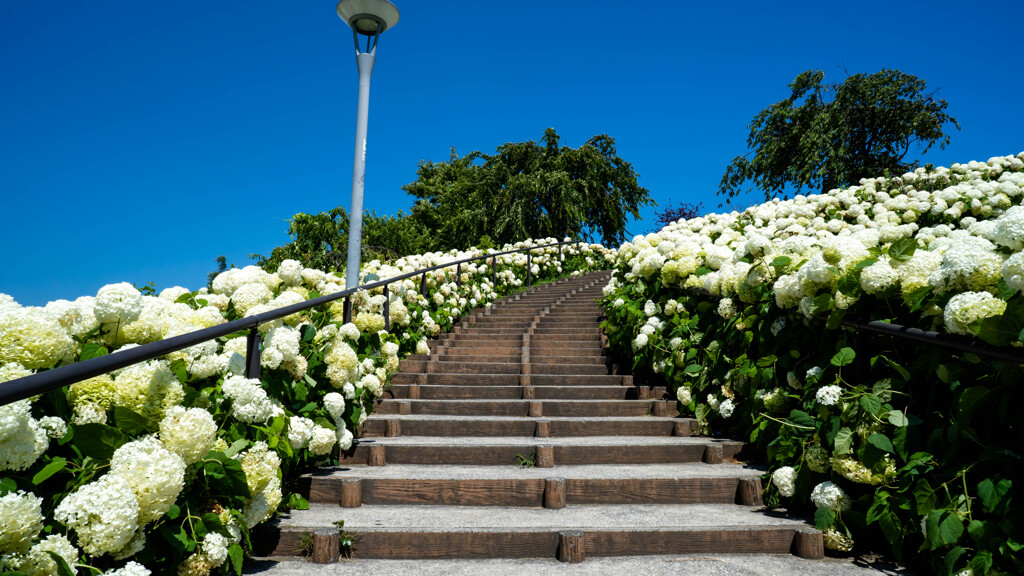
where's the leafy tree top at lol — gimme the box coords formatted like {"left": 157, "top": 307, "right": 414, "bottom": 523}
{"left": 718, "top": 69, "right": 959, "bottom": 204}
{"left": 403, "top": 128, "right": 655, "bottom": 248}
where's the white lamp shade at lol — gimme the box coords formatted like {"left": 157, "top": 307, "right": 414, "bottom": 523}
{"left": 337, "top": 0, "right": 400, "bottom": 35}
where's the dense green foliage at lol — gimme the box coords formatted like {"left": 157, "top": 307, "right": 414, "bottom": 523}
{"left": 404, "top": 128, "right": 653, "bottom": 249}
{"left": 718, "top": 69, "right": 959, "bottom": 204}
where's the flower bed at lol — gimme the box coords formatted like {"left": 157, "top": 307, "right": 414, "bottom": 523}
{"left": 0, "top": 239, "right": 614, "bottom": 575}
{"left": 601, "top": 154, "right": 1024, "bottom": 575}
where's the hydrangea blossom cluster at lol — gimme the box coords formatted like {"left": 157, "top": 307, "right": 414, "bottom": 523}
{"left": 0, "top": 237, "right": 615, "bottom": 572}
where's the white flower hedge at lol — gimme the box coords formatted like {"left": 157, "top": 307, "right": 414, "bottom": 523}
{"left": 602, "top": 154, "right": 1024, "bottom": 575}
{"left": 0, "top": 238, "right": 614, "bottom": 575}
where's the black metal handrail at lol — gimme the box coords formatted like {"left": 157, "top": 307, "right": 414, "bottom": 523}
{"left": 678, "top": 286, "right": 1024, "bottom": 365}
{"left": 0, "top": 240, "right": 587, "bottom": 406}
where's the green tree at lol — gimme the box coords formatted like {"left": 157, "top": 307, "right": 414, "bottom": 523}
{"left": 257, "top": 208, "right": 429, "bottom": 272}
{"left": 404, "top": 128, "right": 654, "bottom": 248}
{"left": 718, "top": 69, "right": 959, "bottom": 204}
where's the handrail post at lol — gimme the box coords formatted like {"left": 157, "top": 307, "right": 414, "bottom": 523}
{"left": 558, "top": 244, "right": 563, "bottom": 278}
{"left": 343, "top": 296, "right": 352, "bottom": 324}
{"left": 456, "top": 263, "right": 462, "bottom": 286}
{"left": 383, "top": 283, "right": 391, "bottom": 332}
{"left": 491, "top": 256, "right": 496, "bottom": 286}
{"left": 245, "top": 327, "right": 262, "bottom": 379}
{"left": 420, "top": 272, "right": 428, "bottom": 298}
{"left": 527, "top": 250, "right": 532, "bottom": 287}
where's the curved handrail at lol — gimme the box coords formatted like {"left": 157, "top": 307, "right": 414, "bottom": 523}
{"left": 0, "top": 240, "right": 589, "bottom": 406}
{"left": 675, "top": 286, "right": 1024, "bottom": 364}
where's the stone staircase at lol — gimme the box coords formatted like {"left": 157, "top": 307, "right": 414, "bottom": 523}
{"left": 251, "top": 271, "right": 823, "bottom": 564}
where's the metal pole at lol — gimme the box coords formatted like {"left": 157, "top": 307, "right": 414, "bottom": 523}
{"left": 345, "top": 50, "right": 376, "bottom": 289}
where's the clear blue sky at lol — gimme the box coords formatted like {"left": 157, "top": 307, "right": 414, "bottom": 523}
{"left": 2, "top": 1, "right": 1021, "bottom": 306}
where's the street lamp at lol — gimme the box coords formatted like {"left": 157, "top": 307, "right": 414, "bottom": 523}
{"left": 336, "top": 0, "right": 400, "bottom": 289}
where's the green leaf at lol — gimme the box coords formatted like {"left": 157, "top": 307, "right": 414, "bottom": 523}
{"left": 977, "top": 478, "right": 1012, "bottom": 514}
{"left": 159, "top": 524, "right": 190, "bottom": 553}
{"left": 113, "top": 407, "right": 150, "bottom": 435}
{"left": 169, "top": 358, "right": 189, "bottom": 383}
{"left": 224, "top": 439, "right": 249, "bottom": 458}
{"left": 867, "top": 433, "right": 894, "bottom": 453}
{"left": 808, "top": 293, "right": 833, "bottom": 316}
{"left": 73, "top": 423, "right": 130, "bottom": 460}
{"left": 831, "top": 347, "right": 856, "bottom": 367}
{"left": 837, "top": 275, "right": 861, "bottom": 297}
{"left": 683, "top": 364, "right": 702, "bottom": 375}
{"left": 904, "top": 285, "right": 933, "bottom": 312}
{"left": 788, "top": 409, "right": 816, "bottom": 430}
{"left": 887, "top": 410, "right": 908, "bottom": 427}
{"left": 914, "top": 479, "right": 937, "bottom": 515}
{"left": 228, "top": 543, "right": 244, "bottom": 575}
{"left": 825, "top": 309, "right": 847, "bottom": 330}
{"left": 860, "top": 394, "right": 882, "bottom": 416}
{"left": 997, "top": 279, "right": 1018, "bottom": 300}
{"left": 834, "top": 427, "right": 854, "bottom": 455}
{"left": 165, "top": 504, "right": 181, "bottom": 520}
{"left": 854, "top": 257, "right": 878, "bottom": 271}
{"left": 970, "top": 550, "right": 994, "bottom": 576}
{"left": 888, "top": 237, "right": 918, "bottom": 262}
{"left": 814, "top": 506, "right": 836, "bottom": 530}
{"left": 79, "top": 342, "right": 109, "bottom": 361}
{"left": 31, "top": 457, "right": 67, "bottom": 485}
{"left": 770, "top": 256, "right": 792, "bottom": 268}
{"left": 978, "top": 299, "right": 1024, "bottom": 346}
{"left": 755, "top": 355, "right": 777, "bottom": 368}
{"left": 0, "top": 478, "right": 16, "bottom": 496}
{"left": 204, "top": 452, "right": 252, "bottom": 500}
{"left": 44, "top": 551, "right": 76, "bottom": 576}
{"left": 878, "top": 355, "right": 911, "bottom": 381}
{"left": 925, "top": 509, "right": 964, "bottom": 550}
{"left": 287, "top": 493, "right": 310, "bottom": 510}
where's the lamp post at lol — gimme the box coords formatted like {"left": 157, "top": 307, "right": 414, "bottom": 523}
{"left": 336, "top": 0, "right": 400, "bottom": 289}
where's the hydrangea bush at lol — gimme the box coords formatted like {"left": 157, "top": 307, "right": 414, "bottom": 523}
{"left": 0, "top": 239, "right": 614, "bottom": 575}
{"left": 601, "top": 154, "right": 1024, "bottom": 575}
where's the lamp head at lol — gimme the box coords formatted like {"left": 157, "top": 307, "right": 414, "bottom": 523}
{"left": 336, "top": 0, "right": 400, "bottom": 35}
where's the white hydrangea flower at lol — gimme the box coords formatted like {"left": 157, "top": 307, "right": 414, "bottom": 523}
{"left": 109, "top": 435, "right": 186, "bottom": 524}
{"left": 94, "top": 282, "right": 144, "bottom": 325}
{"left": 772, "top": 466, "right": 797, "bottom": 497}
{"left": 287, "top": 416, "right": 315, "bottom": 450}
{"left": 943, "top": 291, "right": 1007, "bottom": 336}
{"left": 0, "top": 306, "right": 75, "bottom": 369}
{"left": 222, "top": 375, "right": 281, "bottom": 424}
{"left": 38, "top": 416, "right": 67, "bottom": 439}
{"left": 14, "top": 533, "right": 79, "bottom": 576}
{"left": 360, "top": 374, "right": 383, "bottom": 396}
{"left": 339, "top": 322, "right": 361, "bottom": 341}
{"left": 805, "top": 366, "right": 823, "bottom": 383}
{"left": 0, "top": 490, "right": 43, "bottom": 553}
{"left": 1003, "top": 252, "right": 1024, "bottom": 292}
{"left": 633, "top": 333, "right": 648, "bottom": 349}
{"left": 718, "top": 398, "right": 735, "bottom": 418}
{"left": 308, "top": 426, "right": 336, "bottom": 456}
{"left": 816, "top": 385, "right": 843, "bottom": 406}
{"left": 337, "top": 426, "right": 354, "bottom": 451}
{"left": 323, "top": 393, "right": 346, "bottom": 421}
{"left": 159, "top": 406, "right": 217, "bottom": 465}
{"left": 102, "top": 561, "right": 151, "bottom": 576}
{"left": 0, "top": 400, "right": 48, "bottom": 471}
{"left": 277, "top": 259, "right": 303, "bottom": 286}
{"left": 55, "top": 473, "right": 141, "bottom": 556}
{"left": 717, "top": 298, "right": 737, "bottom": 320}
{"left": 811, "top": 481, "right": 852, "bottom": 511}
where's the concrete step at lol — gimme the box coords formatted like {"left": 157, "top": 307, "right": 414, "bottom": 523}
{"left": 361, "top": 415, "right": 693, "bottom": 438}
{"left": 252, "top": 503, "right": 816, "bottom": 560}
{"left": 339, "top": 435, "right": 742, "bottom": 466}
{"left": 303, "top": 463, "right": 765, "bottom": 507}
{"left": 373, "top": 398, "right": 672, "bottom": 417}
{"left": 383, "top": 385, "right": 665, "bottom": 401}
{"left": 389, "top": 373, "right": 626, "bottom": 387}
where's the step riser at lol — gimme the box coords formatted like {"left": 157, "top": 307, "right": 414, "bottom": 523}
{"left": 307, "top": 477, "right": 742, "bottom": 506}
{"left": 344, "top": 443, "right": 709, "bottom": 465}
{"left": 383, "top": 385, "right": 664, "bottom": 401}
{"left": 374, "top": 400, "right": 668, "bottom": 417}
{"left": 390, "top": 374, "right": 626, "bottom": 386}
{"left": 257, "top": 527, "right": 799, "bottom": 560}
{"left": 361, "top": 419, "right": 676, "bottom": 437}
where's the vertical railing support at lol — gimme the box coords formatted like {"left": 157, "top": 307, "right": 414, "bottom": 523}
{"left": 558, "top": 244, "right": 563, "bottom": 278}
{"left": 383, "top": 283, "right": 391, "bottom": 332}
{"left": 491, "top": 256, "right": 496, "bottom": 286}
{"left": 245, "top": 327, "right": 262, "bottom": 379}
{"left": 527, "top": 250, "right": 532, "bottom": 287}
{"left": 420, "top": 272, "right": 428, "bottom": 298}
{"left": 852, "top": 328, "right": 869, "bottom": 386}
{"left": 343, "top": 296, "right": 352, "bottom": 324}
{"left": 456, "top": 264, "right": 462, "bottom": 286}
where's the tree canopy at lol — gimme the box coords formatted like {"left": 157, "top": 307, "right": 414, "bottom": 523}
{"left": 718, "top": 69, "right": 959, "bottom": 204}
{"left": 404, "top": 128, "right": 654, "bottom": 249}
